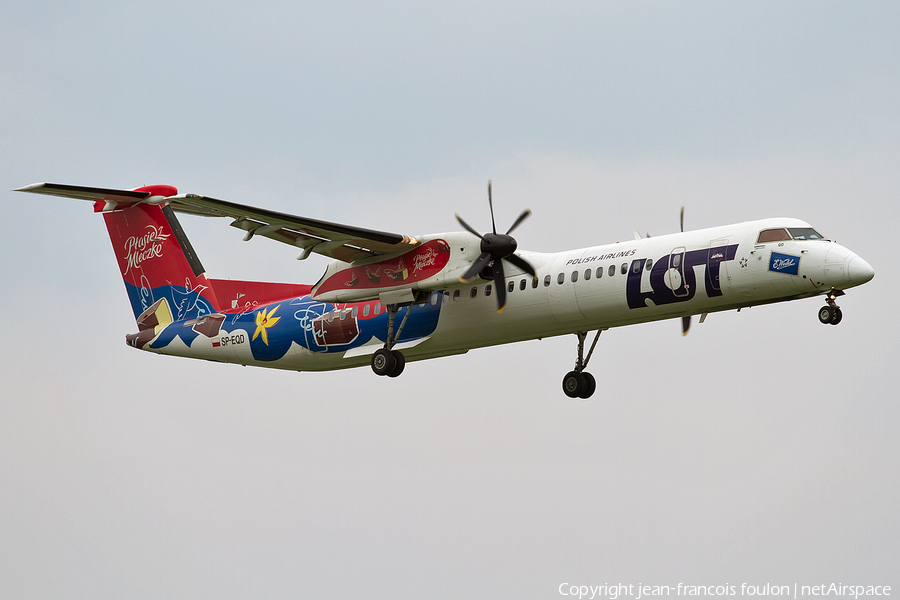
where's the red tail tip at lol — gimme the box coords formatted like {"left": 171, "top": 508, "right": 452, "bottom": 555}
{"left": 134, "top": 184, "right": 178, "bottom": 197}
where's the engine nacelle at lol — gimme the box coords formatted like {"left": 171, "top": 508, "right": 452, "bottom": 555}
{"left": 311, "top": 232, "right": 483, "bottom": 303}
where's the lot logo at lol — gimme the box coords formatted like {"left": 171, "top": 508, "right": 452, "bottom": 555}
{"left": 626, "top": 244, "right": 739, "bottom": 309}
{"left": 769, "top": 252, "right": 800, "bottom": 275}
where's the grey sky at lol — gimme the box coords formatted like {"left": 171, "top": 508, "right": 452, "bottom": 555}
{"left": 2, "top": 2, "right": 898, "bottom": 598}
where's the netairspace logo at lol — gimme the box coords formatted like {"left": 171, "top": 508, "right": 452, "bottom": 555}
{"left": 557, "top": 582, "right": 892, "bottom": 600}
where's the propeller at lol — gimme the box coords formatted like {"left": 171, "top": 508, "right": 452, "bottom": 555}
{"left": 679, "top": 206, "right": 691, "bottom": 336}
{"left": 456, "top": 180, "right": 536, "bottom": 313}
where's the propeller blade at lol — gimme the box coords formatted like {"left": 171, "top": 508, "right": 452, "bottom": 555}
{"left": 459, "top": 251, "right": 493, "bottom": 283}
{"left": 505, "top": 253, "right": 537, "bottom": 278}
{"left": 506, "top": 208, "right": 532, "bottom": 235}
{"left": 492, "top": 260, "right": 507, "bottom": 312}
{"left": 680, "top": 206, "right": 685, "bottom": 233}
{"left": 456, "top": 179, "right": 532, "bottom": 312}
{"left": 455, "top": 213, "right": 485, "bottom": 241}
{"left": 487, "top": 180, "right": 496, "bottom": 234}
{"left": 682, "top": 315, "right": 691, "bottom": 336}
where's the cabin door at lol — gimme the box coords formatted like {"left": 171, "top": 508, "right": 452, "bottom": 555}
{"left": 667, "top": 247, "right": 689, "bottom": 297}
{"left": 707, "top": 238, "right": 731, "bottom": 292}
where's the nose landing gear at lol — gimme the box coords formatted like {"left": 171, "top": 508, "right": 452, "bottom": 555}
{"left": 818, "top": 289, "right": 844, "bottom": 325}
{"left": 562, "top": 330, "right": 603, "bottom": 398}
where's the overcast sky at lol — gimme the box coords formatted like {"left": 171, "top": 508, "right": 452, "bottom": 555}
{"left": 2, "top": 2, "right": 898, "bottom": 599}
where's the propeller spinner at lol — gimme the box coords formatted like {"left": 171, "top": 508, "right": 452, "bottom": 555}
{"left": 456, "top": 180, "right": 536, "bottom": 312}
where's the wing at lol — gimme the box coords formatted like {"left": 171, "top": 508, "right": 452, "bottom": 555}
{"left": 171, "top": 193, "right": 419, "bottom": 263}
{"left": 15, "top": 182, "right": 419, "bottom": 263}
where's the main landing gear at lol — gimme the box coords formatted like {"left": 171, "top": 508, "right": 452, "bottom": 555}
{"left": 562, "top": 330, "right": 603, "bottom": 399}
{"left": 818, "top": 289, "right": 844, "bottom": 325}
{"left": 370, "top": 303, "right": 410, "bottom": 378}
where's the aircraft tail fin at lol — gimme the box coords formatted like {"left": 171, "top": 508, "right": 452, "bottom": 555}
{"left": 103, "top": 202, "right": 222, "bottom": 322}
{"left": 16, "top": 183, "right": 222, "bottom": 323}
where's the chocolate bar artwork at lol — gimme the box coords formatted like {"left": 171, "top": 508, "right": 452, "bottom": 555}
{"left": 126, "top": 298, "right": 174, "bottom": 349}
{"left": 312, "top": 310, "right": 360, "bottom": 348}
{"left": 365, "top": 266, "right": 381, "bottom": 284}
{"left": 385, "top": 260, "right": 408, "bottom": 282}
{"left": 186, "top": 313, "right": 226, "bottom": 337}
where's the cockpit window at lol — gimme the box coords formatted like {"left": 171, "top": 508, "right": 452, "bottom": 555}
{"left": 787, "top": 227, "right": 825, "bottom": 240}
{"left": 757, "top": 228, "right": 791, "bottom": 243}
{"left": 758, "top": 226, "right": 827, "bottom": 244}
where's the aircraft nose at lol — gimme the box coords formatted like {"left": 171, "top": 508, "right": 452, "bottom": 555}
{"left": 847, "top": 256, "right": 875, "bottom": 286}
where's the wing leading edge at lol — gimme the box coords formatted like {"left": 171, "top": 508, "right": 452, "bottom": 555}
{"left": 15, "top": 182, "right": 420, "bottom": 263}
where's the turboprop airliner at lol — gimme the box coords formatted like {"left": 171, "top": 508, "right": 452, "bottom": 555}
{"left": 16, "top": 181, "right": 875, "bottom": 398}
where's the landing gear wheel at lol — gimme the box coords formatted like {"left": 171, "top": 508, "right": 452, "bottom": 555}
{"left": 829, "top": 307, "right": 843, "bottom": 325}
{"left": 371, "top": 348, "right": 397, "bottom": 376}
{"left": 818, "top": 305, "right": 834, "bottom": 324}
{"left": 562, "top": 371, "right": 586, "bottom": 398}
{"left": 387, "top": 350, "right": 405, "bottom": 377}
{"left": 579, "top": 372, "right": 596, "bottom": 399}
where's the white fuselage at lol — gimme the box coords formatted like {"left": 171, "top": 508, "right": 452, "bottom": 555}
{"left": 146, "top": 217, "right": 874, "bottom": 372}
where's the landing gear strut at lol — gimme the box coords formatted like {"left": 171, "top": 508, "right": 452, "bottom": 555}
{"left": 818, "top": 289, "right": 844, "bottom": 325}
{"left": 371, "top": 303, "right": 410, "bottom": 377}
{"left": 562, "top": 330, "right": 602, "bottom": 398}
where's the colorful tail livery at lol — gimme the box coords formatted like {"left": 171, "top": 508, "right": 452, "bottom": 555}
{"left": 16, "top": 181, "right": 874, "bottom": 398}
{"left": 106, "top": 194, "right": 219, "bottom": 321}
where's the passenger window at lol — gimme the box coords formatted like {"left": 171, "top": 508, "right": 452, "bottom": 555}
{"left": 374, "top": 303, "right": 381, "bottom": 315}
{"left": 531, "top": 277, "right": 538, "bottom": 289}
{"left": 584, "top": 269, "right": 591, "bottom": 281}
{"left": 571, "top": 271, "right": 578, "bottom": 283}
{"left": 452, "top": 289, "right": 460, "bottom": 301}
{"left": 672, "top": 254, "right": 681, "bottom": 268}
{"left": 351, "top": 306, "right": 358, "bottom": 319}
{"left": 620, "top": 263, "right": 627, "bottom": 275}
{"left": 508, "top": 281, "right": 514, "bottom": 293}
{"left": 470, "top": 287, "right": 478, "bottom": 298}
{"left": 596, "top": 267, "right": 603, "bottom": 279}
{"left": 363, "top": 304, "right": 370, "bottom": 317}
{"left": 646, "top": 258, "right": 653, "bottom": 271}
{"left": 608, "top": 265, "right": 615, "bottom": 277}
{"left": 326, "top": 310, "right": 334, "bottom": 322}
{"left": 757, "top": 228, "right": 791, "bottom": 243}
{"left": 442, "top": 291, "right": 450, "bottom": 303}
{"left": 632, "top": 260, "right": 641, "bottom": 274}
{"left": 430, "top": 292, "right": 439, "bottom": 305}
{"left": 544, "top": 275, "right": 551, "bottom": 287}
{"left": 485, "top": 285, "right": 492, "bottom": 297}
{"left": 558, "top": 273, "right": 565, "bottom": 285}
{"left": 520, "top": 279, "right": 527, "bottom": 291}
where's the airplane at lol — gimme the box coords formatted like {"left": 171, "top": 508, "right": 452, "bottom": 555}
{"left": 15, "top": 181, "right": 875, "bottom": 398}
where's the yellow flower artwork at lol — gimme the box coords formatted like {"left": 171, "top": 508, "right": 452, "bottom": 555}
{"left": 252, "top": 305, "right": 281, "bottom": 346}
